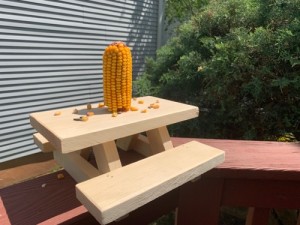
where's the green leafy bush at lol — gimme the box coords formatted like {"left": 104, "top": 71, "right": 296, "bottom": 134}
{"left": 135, "top": 0, "right": 300, "bottom": 140}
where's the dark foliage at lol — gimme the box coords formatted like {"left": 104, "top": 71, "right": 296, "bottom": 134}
{"left": 135, "top": 0, "right": 300, "bottom": 140}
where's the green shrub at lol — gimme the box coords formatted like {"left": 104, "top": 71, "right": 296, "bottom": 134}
{"left": 135, "top": 0, "right": 300, "bottom": 140}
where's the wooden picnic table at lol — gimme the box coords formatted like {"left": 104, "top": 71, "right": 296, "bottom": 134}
{"left": 29, "top": 96, "right": 224, "bottom": 224}
{"left": 30, "top": 96, "right": 201, "bottom": 181}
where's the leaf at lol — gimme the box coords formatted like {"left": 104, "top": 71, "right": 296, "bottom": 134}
{"left": 271, "top": 77, "right": 292, "bottom": 89}
{"left": 290, "top": 57, "right": 300, "bottom": 67}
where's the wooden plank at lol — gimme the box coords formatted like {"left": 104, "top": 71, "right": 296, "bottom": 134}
{"left": 172, "top": 138, "right": 300, "bottom": 180}
{"left": 146, "top": 126, "right": 173, "bottom": 155}
{"left": 92, "top": 141, "right": 122, "bottom": 174}
{"left": 30, "top": 96, "right": 199, "bottom": 153}
{"left": 33, "top": 132, "right": 55, "bottom": 152}
{"left": 54, "top": 151, "right": 100, "bottom": 182}
{"left": 176, "top": 178, "right": 224, "bottom": 225}
{"left": 132, "top": 134, "right": 151, "bottom": 156}
{"left": 0, "top": 170, "right": 84, "bottom": 225}
{"left": 76, "top": 141, "right": 224, "bottom": 224}
{"left": 221, "top": 179, "right": 300, "bottom": 208}
{"left": 245, "top": 207, "right": 270, "bottom": 225}
{"left": 116, "top": 134, "right": 139, "bottom": 151}
{"left": 33, "top": 132, "right": 92, "bottom": 158}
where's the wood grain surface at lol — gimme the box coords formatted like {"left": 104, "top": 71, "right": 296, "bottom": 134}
{"left": 76, "top": 141, "right": 224, "bottom": 224}
{"left": 173, "top": 138, "right": 300, "bottom": 180}
{"left": 30, "top": 96, "right": 199, "bottom": 153}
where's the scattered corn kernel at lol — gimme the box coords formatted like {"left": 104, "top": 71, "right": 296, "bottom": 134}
{"left": 57, "top": 173, "right": 64, "bottom": 180}
{"left": 138, "top": 100, "right": 144, "bottom": 104}
{"left": 156, "top": 99, "right": 160, "bottom": 103}
{"left": 148, "top": 103, "right": 159, "bottom": 109}
{"left": 87, "top": 103, "right": 92, "bottom": 110}
{"left": 80, "top": 115, "right": 89, "bottom": 121}
{"left": 112, "top": 112, "right": 118, "bottom": 117}
{"left": 133, "top": 97, "right": 137, "bottom": 101}
{"left": 73, "top": 108, "right": 78, "bottom": 114}
{"left": 54, "top": 111, "right": 61, "bottom": 116}
{"left": 141, "top": 109, "right": 147, "bottom": 113}
{"left": 130, "top": 106, "right": 138, "bottom": 111}
{"left": 149, "top": 103, "right": 155, "bottom": 108}
{"left": 86, "top": 111, "right": 95, "bottom": 116}
{"left": 98, "top": 102, "right": 105, "bottom": 108}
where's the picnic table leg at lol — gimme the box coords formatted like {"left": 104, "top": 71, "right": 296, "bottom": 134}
{"left": 245, "top": 207, "right": 270, "bottom": 225}
{"left": 53, "top": 151, "right": 100, "bottom": 182}
{"left": 146, "top": 126, "right": 173, "bottom": 155}
{"left": 176, "top": 177, "right": 224, "bottom": 225}
{"left": 116, "top": 134, "right": 139, "bottom": 151}
{"left": 117, "top": 126, "right": 173, "bottom": 156}
{"left": 93, "top": 141, "right": 122, "bottom": 174}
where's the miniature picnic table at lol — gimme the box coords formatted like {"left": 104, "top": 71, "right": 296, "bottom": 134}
{"left": 30, "top": 96, "right": 224, "bottom": 224}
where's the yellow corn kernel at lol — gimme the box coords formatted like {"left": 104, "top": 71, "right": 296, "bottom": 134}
{"left": 141, "top": 109, "right": 147, "bottom": 113}
{"left": 87, "top": 103, "right": 92, "bottom": 110}
{"left": 54, "top": 111, "right": 61, "bottom": 116}
{"left": 149, "top": 101, "right": 160, "bottom": 109}
{"left": 138, "top": 100, "right": 144, "bottom": 104}
{"left": 57, "top": 173, "right": 64, "bottom": 180}
{"left": 98, "top": 102, "right": 105, "bottom": 108}
{"left": 103, "top": 41, "right": 132, "bottom": 114}
{"left": 130, "top": 106, "right": 138, "bottom": 111}
{"left": 80, "top": 115, "right": 89, "bottom": 121}
{"left": 86, "top": 111, "right": 95, "bottom": 116}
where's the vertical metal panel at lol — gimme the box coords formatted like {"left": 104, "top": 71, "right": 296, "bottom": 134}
{"left": 0, "top": 0, "right": 159, "bottom": 162}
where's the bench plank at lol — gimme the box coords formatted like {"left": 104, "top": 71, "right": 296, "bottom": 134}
{"left": 33, "top": 133, "right": 55, "bottom": 152}
{"left": 76, "top": 141, "right": 224, "bottom": 224}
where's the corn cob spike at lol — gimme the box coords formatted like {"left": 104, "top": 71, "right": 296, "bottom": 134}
{"left": 103, "top": 41, "right": 132, "bottom": 114}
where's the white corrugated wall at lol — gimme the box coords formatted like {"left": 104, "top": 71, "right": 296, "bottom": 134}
{"left": 0, "top": 0, "right": 161, "bottom": 162}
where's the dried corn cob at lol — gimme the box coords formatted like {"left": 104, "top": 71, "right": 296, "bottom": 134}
{"left": 103, "top": 41, "right": 132, "bottom": 114}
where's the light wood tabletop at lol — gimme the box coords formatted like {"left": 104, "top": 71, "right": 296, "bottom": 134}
{"left": 30, "top": 96, "right": 199, "bottom": 153}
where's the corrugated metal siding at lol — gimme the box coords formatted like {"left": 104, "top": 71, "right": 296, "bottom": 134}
{"left": 0, "top": 0, "right": 159, "bottom": 162}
